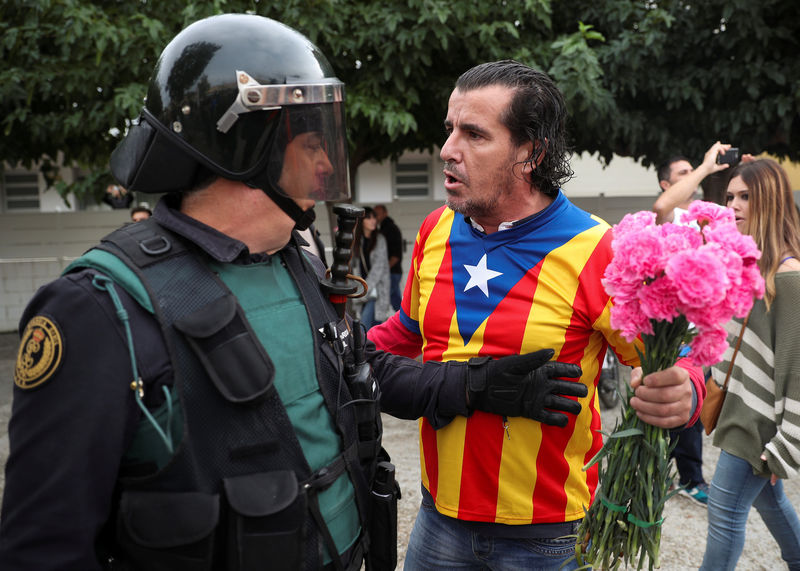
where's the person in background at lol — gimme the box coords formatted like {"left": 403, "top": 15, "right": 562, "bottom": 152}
{"left": 369, "top": 59, "right": 705, "bottom": 570}
{"left": 350, "top": 206, "right": 391, "bottom": 329}
{"left": 652, "top": 140, "right": 732, "bottom": 505}
{"left": 374, "top": 204, "right": 404, "bottom": 311}
{"left": 653, "top": 141, "right": 732, "bottom": 224}
{"left": 130, "top": 205, "right": 152, "bottom": 222}
{"left": 102, "top": 183, "right": 133, "bottom": 209}
{"left": 700, "top": 157, "right": 800, "bottom": 570}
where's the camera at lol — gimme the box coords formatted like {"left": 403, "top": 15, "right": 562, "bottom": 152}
{"left": 717, "top": 147, "right": 740, "bottom": 166}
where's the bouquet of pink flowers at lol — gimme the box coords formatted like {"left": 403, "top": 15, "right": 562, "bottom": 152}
{"left": 575, "top": 201, "right": 764, "bottom": 570}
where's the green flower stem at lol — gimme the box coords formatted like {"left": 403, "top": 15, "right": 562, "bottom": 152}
{"left": 576, "top": 316, "right": 689, "bottom": 570}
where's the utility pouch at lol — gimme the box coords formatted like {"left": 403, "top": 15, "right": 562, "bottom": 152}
{"left": 116, "top": 490, "right": 219, "bottom": 571}
{"left": 365, "top": 459, "right": 400, "bottom": 571}
{"left": 174, "top": 294, "right": 276, "bottom": 404}
{"left": 224, "top": 471, "right": 307, "bottom": 571}
{"left": 344, "top": 326, "right": 383, "bottom": 464}
{"left": 354, "top": 398, "right": 382, "bottom": 463}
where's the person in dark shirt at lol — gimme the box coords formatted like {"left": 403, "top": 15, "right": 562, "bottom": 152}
{"left": 374, "top": 204, "right": 403, "bottom": 310}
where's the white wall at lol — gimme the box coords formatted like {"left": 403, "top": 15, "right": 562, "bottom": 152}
{"left": 565, "top": 153, "right": 657, "bottom": 198}
{"left": 355, "top": 160, "right": 392, "bottom": 203}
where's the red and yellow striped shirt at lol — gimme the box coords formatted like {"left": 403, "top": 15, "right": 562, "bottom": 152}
{"left": 384, "top": 194, "right": 642, "bottom": 525}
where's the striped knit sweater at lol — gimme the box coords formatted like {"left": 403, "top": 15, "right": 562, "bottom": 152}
{"left": 710, "top": 271, "right": 800, "bottom": 480}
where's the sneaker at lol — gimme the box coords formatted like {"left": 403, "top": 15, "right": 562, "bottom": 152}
{"left": 678, "top": 482, "right": 709, "bottom": 505}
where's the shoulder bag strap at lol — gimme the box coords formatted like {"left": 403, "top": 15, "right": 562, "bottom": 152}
{"left": 722, "top": 311, "right": 751, "bottom": 390}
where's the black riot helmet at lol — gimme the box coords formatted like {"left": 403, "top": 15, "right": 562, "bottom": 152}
{"left": 110, "top": 14, "right": 349, "bottom": 229}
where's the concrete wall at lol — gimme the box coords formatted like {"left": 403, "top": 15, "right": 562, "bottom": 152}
{"left": 0, "top": 211, "right": 131, "bottom": 332}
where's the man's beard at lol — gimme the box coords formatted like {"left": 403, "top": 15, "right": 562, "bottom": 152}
{"left": 446, "top": 189, "right": 501, "bottom": 219}
{"left": 445, "top": 164, "right": 516, "bottom": 220}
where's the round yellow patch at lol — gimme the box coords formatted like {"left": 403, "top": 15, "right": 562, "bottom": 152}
{"left": 14, "top": 316, "right": 64, "bottom": 390}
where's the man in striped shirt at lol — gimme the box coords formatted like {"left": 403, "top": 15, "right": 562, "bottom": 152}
{"left": 369, "top": 60, "right": 705, "bottom": 570}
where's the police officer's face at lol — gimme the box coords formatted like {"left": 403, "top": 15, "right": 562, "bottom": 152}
{"left": 277, "top": 132, "right": 334, "bottom": 205}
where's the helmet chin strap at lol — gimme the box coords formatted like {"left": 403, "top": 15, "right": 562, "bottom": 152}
{"left": 257, "top": 181, "right": 317, "bottom": 231}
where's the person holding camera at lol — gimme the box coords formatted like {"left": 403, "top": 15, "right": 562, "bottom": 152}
{"left": 653, "top": 141, "right": 734, "bottom": 225}
{"left": 652, "top": 141, "right": 734, "bottom": 505}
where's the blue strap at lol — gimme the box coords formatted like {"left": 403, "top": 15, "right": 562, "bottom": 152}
{"left": 780, "top": 256, "right": 796, "bottom": 264}
{"left": 66, "top": 249, "right": 154, "bottom": 313}
{"left": 91, "top": 274, "right": 174, "bottom": 453}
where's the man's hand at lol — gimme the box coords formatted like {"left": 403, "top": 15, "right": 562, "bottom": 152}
{"left": 697, "top": 140, "right": 733, "bottom": 177}
{"left": 467, "top": 350, "right": 585, "bottom": 427}
{"left": 629, "top": 365, "right": 694, "bottom": 428}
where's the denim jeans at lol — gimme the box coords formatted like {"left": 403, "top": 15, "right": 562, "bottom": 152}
{"left": 390, "top": 272, "right": 402, "bottom": 311}
{"left": 701, "top": 450, "right": 800, "bottom": 570}
{"left": 360, "top": 299, "right": 379, "bottom": 330}
{"left": 669, "top": 419, "right": 705, "bottom": 487}
{"left": 403, "top": 492, "right": 579, "bottom": 570}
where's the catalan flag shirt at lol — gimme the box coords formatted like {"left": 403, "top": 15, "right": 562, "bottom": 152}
{"left": 383, "top": 191, "right": 643, "bottom": 525}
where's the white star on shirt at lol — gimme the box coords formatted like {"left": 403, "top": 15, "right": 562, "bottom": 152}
{"left": 464, "top": 254, "right": 503, "bottom": 297}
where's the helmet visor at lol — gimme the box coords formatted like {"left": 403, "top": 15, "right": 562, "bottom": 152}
{"left": 266, "top": 102, "right": 350, "bottom": 202}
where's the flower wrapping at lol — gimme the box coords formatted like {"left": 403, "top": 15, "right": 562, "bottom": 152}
{"left": 575, "top": 201, "right": 764, "bottom": 570}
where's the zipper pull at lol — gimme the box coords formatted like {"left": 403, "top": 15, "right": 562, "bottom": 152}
{"left": 503, "top": 416, "right": 511, "bottom": 440}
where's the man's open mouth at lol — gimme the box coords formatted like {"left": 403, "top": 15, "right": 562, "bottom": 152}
{"left": 444, "top": 170, "right": 462, "bottom": 185}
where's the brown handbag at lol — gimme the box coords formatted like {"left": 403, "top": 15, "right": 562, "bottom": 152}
{"left": 701, "top": 313, "right": 749, "bottom": 435}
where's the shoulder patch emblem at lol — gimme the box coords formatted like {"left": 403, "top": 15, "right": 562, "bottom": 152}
{"left": 14, "top": 315, "right": 64, "bottom": 390}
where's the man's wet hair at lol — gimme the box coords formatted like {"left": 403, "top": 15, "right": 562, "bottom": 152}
{"left": 455, "top": 60, "right": 573, "bottom": 197}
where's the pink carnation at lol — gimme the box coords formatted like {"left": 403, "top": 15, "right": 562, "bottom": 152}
{"left": 665, "top": 247, "right": 729, "bottom": 308}
{"left": 659, "top": 223, "right": 703, "bottom": 257}
{"left": 610, "top": 300, "right": 653, "bottom": 341}
{"left": 689, "top": 325, "right": 730, "bottom": 366}
{"left": 613, "top": 211, "right": 657, "bottom": 241}
{"left": 604, "top": 202, "right": 765, "bottom": 366}
{"left": 684, "top": 200, "right": 735, "bottom": 228}
{"left": 637, "top": 276, "right": 680, "bottom": 322}
{"left": 609, "top": 228, "right": 664, "bottom": 281}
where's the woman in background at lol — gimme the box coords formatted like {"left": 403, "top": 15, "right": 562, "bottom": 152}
{"left": 350, "top": 207, "right": 391, "bottom": 329}
{"left": 701, "top": 158, "right": 800, "bottom": 570}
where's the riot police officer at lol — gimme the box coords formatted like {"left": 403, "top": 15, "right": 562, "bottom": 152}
{"left": 0, "top": 14, "right": 584, "bottom": 570}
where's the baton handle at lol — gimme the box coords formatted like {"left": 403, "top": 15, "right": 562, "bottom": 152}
{"left": 320, "top": 204, "right": 364, "bottom": 316}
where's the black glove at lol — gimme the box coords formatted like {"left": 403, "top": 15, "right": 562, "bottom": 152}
{"left": 467, "top": 349, "right": 586, "bottom": 427}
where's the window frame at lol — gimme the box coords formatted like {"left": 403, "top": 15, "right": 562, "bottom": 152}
{"left": 391, "top": 159, "right": 431, "bottom": 199}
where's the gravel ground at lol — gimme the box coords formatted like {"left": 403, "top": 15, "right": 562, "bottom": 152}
{"left": 0, "top": 330, "right": 795, "bottom": 570}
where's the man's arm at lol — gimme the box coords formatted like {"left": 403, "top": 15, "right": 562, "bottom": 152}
{"left": 653, "top": 141, "right": 731, "bottom": 224}
{"left": 367, "top": 342, "right": 584, "bottom": 429}
{"left": 0, "top": 272, "right": 154, "bottom": 570}
{"left": 368, "top": 312, "right": 421, "bottom": 358}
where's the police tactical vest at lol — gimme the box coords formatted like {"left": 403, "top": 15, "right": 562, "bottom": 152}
{"left": 70, "top": 218, "right": 388, "bottom": 571}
